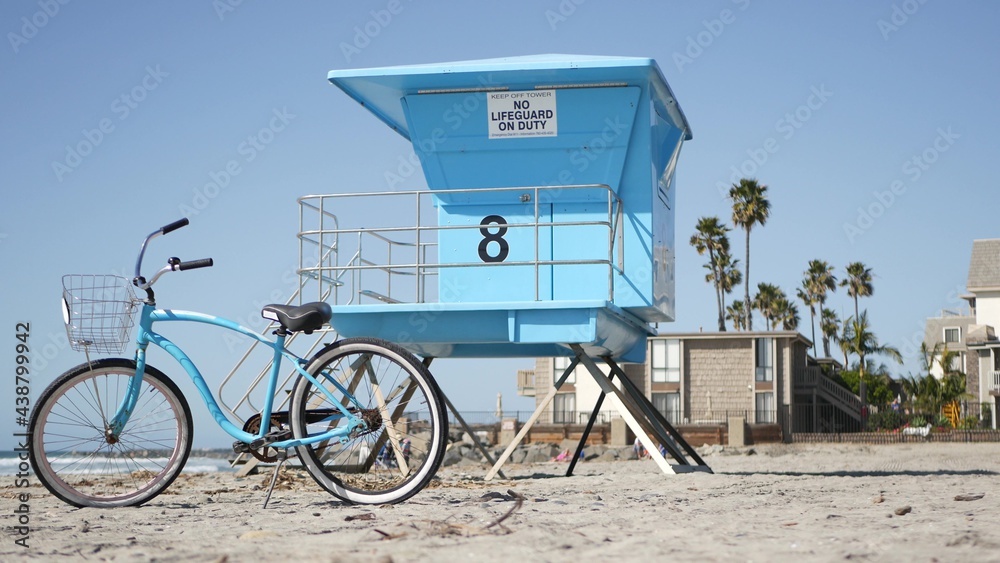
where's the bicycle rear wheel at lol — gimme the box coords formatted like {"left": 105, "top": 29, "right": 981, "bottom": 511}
{"left": 28, "top": 358, "right": 193, "bottom": 508}
{"left": 290, "top": 337, "right": 447, "bottom": 504}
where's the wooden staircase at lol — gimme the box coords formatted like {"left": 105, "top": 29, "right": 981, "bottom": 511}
{"left": 796, "top": 366, "right": 863, "bottom": 423}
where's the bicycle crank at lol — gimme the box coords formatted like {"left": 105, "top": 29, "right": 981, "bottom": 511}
{"left": 234, "top": 409, "right": 354, "bottom": 462}
{"left": 237, "top": 414, "right": 287, "bottom": 462}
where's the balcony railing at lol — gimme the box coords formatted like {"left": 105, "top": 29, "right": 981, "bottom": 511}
{"left": 516, "top": 369, "right": 536, "bottom": 396}
{"left": 297, "top": 184, "right": 624, "bottom": 306}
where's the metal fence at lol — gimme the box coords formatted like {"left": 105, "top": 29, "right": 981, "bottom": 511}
{"left": 449, "top": 403, "right": 1000, "bottom": 446}
{"left": 449, "top": 409, "right": 781, "bottom": 427}
{"left": 791, "top": 400, "right": 1000, "bottom": 443}
{"left": 452, "top": 410, "right": 623, "bottom": 426}
{"left": 793, "top": 429, "right": 1000, "bottom": 444}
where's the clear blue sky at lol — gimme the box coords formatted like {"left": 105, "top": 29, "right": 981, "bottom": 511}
{"left": 3, "top": 1, "right": 999, "bottom": 449}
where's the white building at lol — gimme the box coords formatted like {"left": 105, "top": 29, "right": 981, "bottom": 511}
{"left": 923, "top": 310, "right": 974, "bottom": 378}
{"left": 962, "top": 239, "right": 1000, "bottom": 415}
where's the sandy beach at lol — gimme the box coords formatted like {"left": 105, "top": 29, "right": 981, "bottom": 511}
{"left": 3, "top": 442, "right": 999, "bottom": 562}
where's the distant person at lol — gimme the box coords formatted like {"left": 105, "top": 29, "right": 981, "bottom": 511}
{"left": 377, "top": 444, "right": 393, "bottom": 468}
{"left": 401, "top": 438, "right": 411, "bottom": 464}
{"left": 633, "top": 437, "right": 647, "bottom": 459}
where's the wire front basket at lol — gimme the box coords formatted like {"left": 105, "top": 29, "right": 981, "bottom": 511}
{"left": 61, "top": 274, "right": 140, "bottom": 354}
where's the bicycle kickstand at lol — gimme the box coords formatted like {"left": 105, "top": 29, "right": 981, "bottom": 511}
{"left": 262, "top": 449, "right": 289, "bottom": 509}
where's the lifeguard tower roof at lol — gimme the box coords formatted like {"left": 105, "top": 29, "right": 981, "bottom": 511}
{"left": 314, "top": 55, "right": 692, "bottom": 363}
{"left": 328, "top": 54, "right": 691, "bottom": 142}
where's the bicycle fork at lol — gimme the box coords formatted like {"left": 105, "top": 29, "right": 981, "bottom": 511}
{"left": 102, "top": 345, "right": 152, "bottom": 443}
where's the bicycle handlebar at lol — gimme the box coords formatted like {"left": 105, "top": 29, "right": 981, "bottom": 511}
{"left": 177, "top": 258, "right": 214, "bottom": 271}
{"left": 160, "top": 218, "right": 190, "bottom": 235}
{"left": 134, "top": 219, "right": 213, "bottom": 294}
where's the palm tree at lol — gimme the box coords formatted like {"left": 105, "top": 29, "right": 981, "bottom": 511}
{"left": 819, "top": 308, "right": 840, "bottom": 358}
{"left": 916, "top": 342, "right": 970, "bottom": 378}
{"left": 900, "top": 373, "right": 940, "bottom": 415}
{"left": 729, "top": 178, "right": 770, "bottom": 331}
{"left": 798, "top": 260, "right": 837, "bottom": 356}
{"left": 837, "top": 317, "right": 853, "bottom": 367}
{"left": 901, "top": 367, "right": 971, "bottom": 418}
{"left": 839, "top": 311, "right": 902, "bottom": 380}
{"left": 726, "top": 299, "right": 748, "bottom": 331}
{"left": 841, "top": 262, "right": 874, "bottom": 321}
{"left": 773, "top": 297, "right": 799, "bottom": 331}
{"left": 905, "top": 343, "right": 938, "bottom": 409}
{"left": 752, "top": 282, "right": 782, "bottom": 328}
{"left": 796, "top": 284, "right": 817, "bottom": 340}
{"left": 690, "top": 217, "right": 732, "bottom": 331}
{"left": 862, "top": 361, "right": 897, "bottom": 405}
{"left": 716, "top": 250, "right": 742, "bottom": 325}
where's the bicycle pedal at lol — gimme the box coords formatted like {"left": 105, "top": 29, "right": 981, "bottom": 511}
{"left": 249, "top": 429, "right": 292, "bottom": 450}
{"left": 233, "top": 441, "right": 253, "bottom": 455}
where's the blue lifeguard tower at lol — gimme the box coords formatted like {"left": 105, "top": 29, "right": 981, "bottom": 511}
{"left": 297, "top": 55, "right": 708, "bottom": 476}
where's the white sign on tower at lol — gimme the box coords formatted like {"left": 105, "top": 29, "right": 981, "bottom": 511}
{"left": 487, "top": 90, "right": 558, "bottom": 139}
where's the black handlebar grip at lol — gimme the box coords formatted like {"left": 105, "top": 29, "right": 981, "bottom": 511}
{"left": 178, "top": 258, "right": 214, "bottom": 271}
{"left": 161, "top": 218, "right": 190, "bottom": 235}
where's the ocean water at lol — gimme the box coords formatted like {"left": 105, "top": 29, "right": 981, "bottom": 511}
{"left": 0, "top": 450, "right": 236, "bottom": 476}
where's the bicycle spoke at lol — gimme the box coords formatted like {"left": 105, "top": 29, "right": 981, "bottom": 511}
{"left": 30, "top": 360, "right": 192, "bottom": 508}
{"left": 291, "top": 338, "right": 446, "bottom": 505}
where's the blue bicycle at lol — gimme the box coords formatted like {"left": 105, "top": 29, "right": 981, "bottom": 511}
{"left": 28, "top": 219, "right": 448, "bottom": 508}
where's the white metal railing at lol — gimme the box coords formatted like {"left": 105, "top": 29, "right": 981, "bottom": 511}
{"left": 217, "top": 217, "right": 347, "bottom": 426}
{"left": 993, "top": 370, "right": 1000, "bottom": 391}
{"left": 297, "top": 184, "right": 624, "bottom": 307}
{"left": 516, "top": 369, "right": 536, "bottom": 396}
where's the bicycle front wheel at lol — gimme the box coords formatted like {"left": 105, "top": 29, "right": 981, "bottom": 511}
{"left": 28, "top": 358, "right": 193, "bottom": 508}
{"left": 290, "top": 337, "right": 447, "bottom": 505}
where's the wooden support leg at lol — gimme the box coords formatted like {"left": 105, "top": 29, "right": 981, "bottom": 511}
{"left": 421, "top": 357, "right": 508, "bottom": 480}
{"left": 567, "top": 382, "right": 609, "bottom": 477}
{"left": 485, "top": 356, "right": 580, "bottom": 481}
{"left": 569, "top": 345, "right": 677, "bottom": 475}
{"left": 443, "top": 392, "right": 507, "bottom": 480}
{"left": 602, "top": 357, "right": 709, "bottom": 468}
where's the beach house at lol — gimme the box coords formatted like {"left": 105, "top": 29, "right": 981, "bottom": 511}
{"left": 952, "top": 239, "right": 1000, "bottom": 424}
{"left": 516, "top": 331, "right": 864, "bottom": 442}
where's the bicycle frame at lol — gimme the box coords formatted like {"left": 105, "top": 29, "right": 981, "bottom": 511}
{"left": 105, "top": 302, "right": 364, "bottom": 450}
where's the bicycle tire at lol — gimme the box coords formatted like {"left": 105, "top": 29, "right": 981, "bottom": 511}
{"left": 290, "top": 337, "right": 447, "bottom": 504}
{"left": 28, "top": 358, "right": 193, "bottom": 508}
